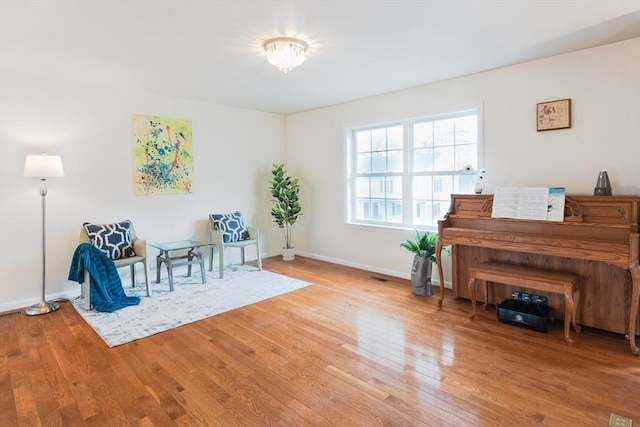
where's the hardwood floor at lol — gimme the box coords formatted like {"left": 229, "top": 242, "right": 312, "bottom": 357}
{"left": 1, "top": 256, "right": 638, "bottom": 426}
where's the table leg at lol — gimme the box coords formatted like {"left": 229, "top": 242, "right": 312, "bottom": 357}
{"left": 166, "top": 256, "right": 174, "bottom": 291}
{"left": 198, "top": 249, "right": 206, "bottom": 283}
{"left": 156, "top": 256, "right": 162, "bottom": 283}
{"left": 187, "top": 249, "right": 193, "bottom": 277}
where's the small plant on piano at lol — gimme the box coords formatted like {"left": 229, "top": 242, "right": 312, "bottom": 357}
{"left": 400, "top": 230, "right": 442, "bottom": 297}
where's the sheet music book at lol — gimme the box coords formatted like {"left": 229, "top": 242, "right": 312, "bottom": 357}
{"left": 492, "top": 187, "right": 566, "bottom": 221}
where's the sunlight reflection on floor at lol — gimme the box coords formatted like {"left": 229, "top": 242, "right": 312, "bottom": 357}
{"left": 356, "top": 309, "right": 407, "bottom": 370}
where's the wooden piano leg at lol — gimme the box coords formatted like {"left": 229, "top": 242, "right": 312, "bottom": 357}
{"left": 562, "top": 289, "right": 574, "bottom": 346}
{"left": 629, "top": 264, "right": 640, "bottom": 356}
{"left": 468, "top": 276, "right": 477, "bottom": 319}
{"left": 483, "top": 281, "right": 489, "bottom": 311}
{"left": 436, "top": 242, "right": 445, "bottom": 308}
{"left": 572, "top": 286, "right": 581, "bottom": 334}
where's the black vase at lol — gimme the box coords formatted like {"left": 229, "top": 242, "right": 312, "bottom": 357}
{"left": 594, "top": 171, "right": 612, "bottom": 196}
{"left": 411, "top": 256, "right": 433, "bottom": 297}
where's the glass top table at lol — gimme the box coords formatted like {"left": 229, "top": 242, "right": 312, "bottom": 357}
{"left": 149, "top": 240, "right": 211, "bottom": 252}
{"left": 149, "top": 240, "right": 211, "bottom": 291}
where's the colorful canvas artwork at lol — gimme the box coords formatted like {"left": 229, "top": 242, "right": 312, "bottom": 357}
{"left": 132, "top": 114, "right": 193, "bottom": 195}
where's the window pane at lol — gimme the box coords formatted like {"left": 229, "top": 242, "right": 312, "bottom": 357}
{"left": 388, "top": 176, "right": 402, "bottom": 199}
{"left": 356, "top": 130, "right": 370, "bottom": 153}
{"left": 434, "top": 175, "right": 454, "bottom": 200}
{"left": 455, "top": 115, "right": 477, "bottom": 143}
{"left": 387, "top": 125, "right": 403, "bottom": 150}
{"left": 434, "top": 119, "right": 454, "bottom": 146}
{"left": 356, "top": 177, "right": 371, "bottom": 198}
{"left": 433, "top": 200, "right": 450, "bottom": 223}
{"left": 357, "top": 152, "right": 371, "bottom": 173}
{"left": 413, "top": 176, "right": 432, "bottom": 226}
{"left": 454, "top": 144, "right": 476, "bottom": 171}
{"left": 413, "top": 176, "right": 432, "bottom": 199}
{"left": 388, "top": 148, "right": 403, "bottom": 173}
{"left": 433, "top": 146, "right": 455, "bottom": 171}
{"left": 355, "top": 177, "right": 371, "bottom": 221}
{"left": 414, "top": 147, "right": 433, "bottom": 172}
{"left": 371, "top": 128, "right": 386, "bottom": 151}
{"left": 370, "top": 176, "right": 384, "bottom": 197}
{"left": 414, "top": 122, "right": 433, "bottom": 149}
{"left": 371, "top": 151, "right": 387, "bottom": 173}
{"left": 455, "top": 173, "right": 475, "bottom": 194}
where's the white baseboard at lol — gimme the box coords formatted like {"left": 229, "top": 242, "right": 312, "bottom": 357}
{"left": 291, "top": 251, "right": 452, "bottom": 289}
{"left": 1, "top": 251, "right": 451, "bottom": 313}
{"left": 0, "top": 289, "right": 81, "bottom": 314}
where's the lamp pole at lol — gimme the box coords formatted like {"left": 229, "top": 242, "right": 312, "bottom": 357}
{"left": 24, "top": 153, "right": 64, "bottom": 316}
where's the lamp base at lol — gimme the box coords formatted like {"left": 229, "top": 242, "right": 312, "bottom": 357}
{"left": 25, "top": 300, "right": 60, "bottom": 316}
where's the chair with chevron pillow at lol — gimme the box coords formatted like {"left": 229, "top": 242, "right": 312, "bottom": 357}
{"left": 208, "top": 211, "right": 262, "bottom": 279}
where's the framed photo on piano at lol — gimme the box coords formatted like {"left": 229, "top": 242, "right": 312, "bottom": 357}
{"left": 536, "top": 99, "right": 571, "bottom": 131}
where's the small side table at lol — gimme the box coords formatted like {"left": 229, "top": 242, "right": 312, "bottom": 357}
{"left": 149, "top": 240, "right": 211, "bottom": 291}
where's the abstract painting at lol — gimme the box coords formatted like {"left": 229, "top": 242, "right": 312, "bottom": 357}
{"left": 132, "top": 114, "right": 193, "bottom": 195}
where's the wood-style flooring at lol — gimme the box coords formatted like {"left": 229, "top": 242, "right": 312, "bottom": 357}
{"left": 1, "top": 256, "right": 639, "bottom": 426}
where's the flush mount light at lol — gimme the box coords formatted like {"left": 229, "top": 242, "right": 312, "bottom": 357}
{"left": 262, "top": 37, "right": 309, "bottom": 74}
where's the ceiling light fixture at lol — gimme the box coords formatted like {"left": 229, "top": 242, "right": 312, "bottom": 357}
{"left": 262, "top": 37, "right": 308, "bottom": 74}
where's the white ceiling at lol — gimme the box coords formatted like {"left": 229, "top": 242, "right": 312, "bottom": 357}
{"left": 1, "top": 1, "right": 639, "bottom": 115}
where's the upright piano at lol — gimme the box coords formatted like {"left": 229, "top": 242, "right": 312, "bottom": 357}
{"left": 435, "top": 194, "right": 640, "bottom": 355}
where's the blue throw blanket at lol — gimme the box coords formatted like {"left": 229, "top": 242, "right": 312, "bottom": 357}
{"left": 68, "top": 243, "right": 141, "bottom": 312}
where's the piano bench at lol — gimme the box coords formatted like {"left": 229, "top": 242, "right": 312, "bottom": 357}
{"left": 468, "top": 262, "right": 581, "bottom": 345}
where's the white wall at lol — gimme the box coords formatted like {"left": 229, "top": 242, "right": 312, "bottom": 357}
{"left": 286, "top": 38, "right": 640, "bottom": 284}
{"left": 2, "top": 39, "right": 639, "bottom": 311}
{"left": 0, "top": 71, "right": 286, "bottom": 311}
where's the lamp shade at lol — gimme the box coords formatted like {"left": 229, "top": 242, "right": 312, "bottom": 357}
{"left": 24, "top": 153, "right": 65, "bottom": 178}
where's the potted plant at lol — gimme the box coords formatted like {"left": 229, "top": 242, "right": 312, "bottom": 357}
{"left": 268, "top": 163, "right": 302, "bottom": 260}
{"left": 400, "top": 230, "right": 439, "bottom": 296}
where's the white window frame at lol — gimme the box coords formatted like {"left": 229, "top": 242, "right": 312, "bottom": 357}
{"left": 346, "top": 106, "right": 483, "bottom": 231}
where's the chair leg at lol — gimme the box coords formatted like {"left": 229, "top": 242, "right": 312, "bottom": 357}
{"left": 83, "top": 271, "right": 92, "bottom": 311}
{"left": 209, "top": 245, "right": 225, "bottom": 278}
{"left": 240, "top": 247, "right": 246, "bottom": 265}
{"left": 142, "top": 259, "right": 150, "bottom": 297}
{"left": 218, "top": 246, "right": 224, "bottom": 279}
{"left": 256, "top": 242, "right": 262, "bottom": 271}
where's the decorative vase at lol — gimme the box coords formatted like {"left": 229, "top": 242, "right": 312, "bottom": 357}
{"left": 282, "top": 247, "right": 295, "bottom": 261}
{"left": 410, "top": 255, "right": 433, "bottom": 297}
{"left": 474, "top": 181, "right": 485, "bottom": 194}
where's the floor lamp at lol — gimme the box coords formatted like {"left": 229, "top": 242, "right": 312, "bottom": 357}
{"left": 23, "top": 153, "right": 65, "bottom": 316}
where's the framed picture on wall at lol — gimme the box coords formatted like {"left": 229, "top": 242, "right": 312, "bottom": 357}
{"left": 537, "top": 99, "right": 571, "bottom": 131}
{"left": 132, "top": 114, "right": 194, "bottom": 195}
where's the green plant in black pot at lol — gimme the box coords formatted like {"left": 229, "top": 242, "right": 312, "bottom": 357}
{"left": 400, "top": 230, "right": 440, "bottom": 296}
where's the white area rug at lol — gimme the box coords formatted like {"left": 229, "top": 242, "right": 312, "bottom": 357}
{"left": 71, "top": 265, "right": 310, "bottom": 347}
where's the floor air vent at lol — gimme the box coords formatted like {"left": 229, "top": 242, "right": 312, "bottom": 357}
{"left": 370, "top": 276, "right": 389, "bottom": 282}
{"left": 0, "top": 310, "right": 22, "bottom": 319}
